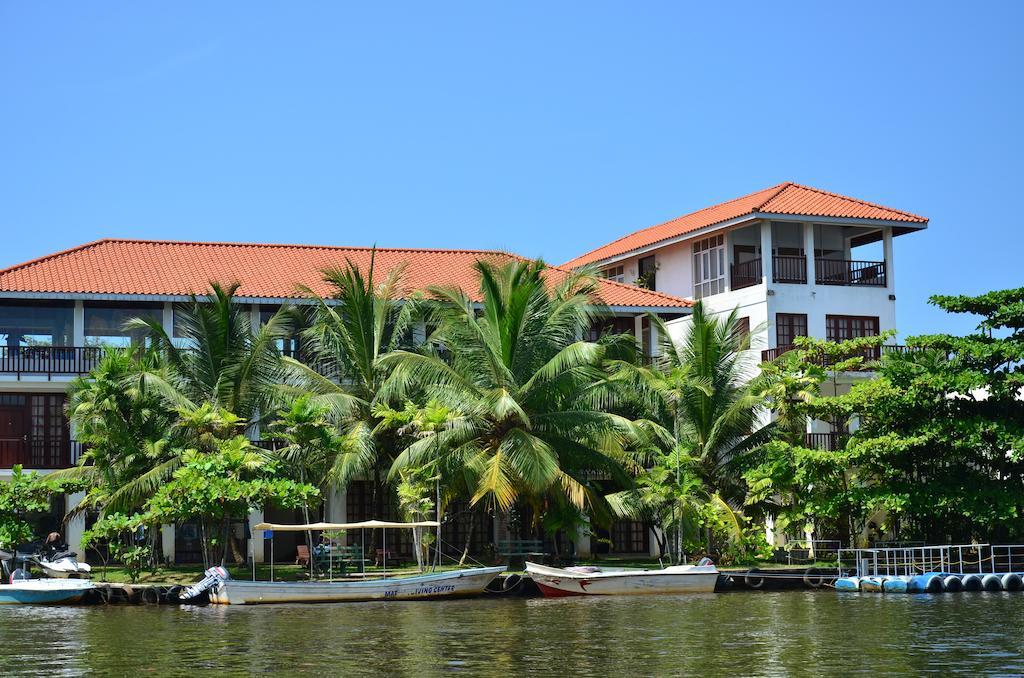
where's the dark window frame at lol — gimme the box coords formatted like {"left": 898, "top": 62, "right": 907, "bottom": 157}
{"left": 776, "top": 313, "right": 808, "bottom": 348}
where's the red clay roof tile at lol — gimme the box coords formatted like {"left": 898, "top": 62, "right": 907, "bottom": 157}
{"left": 0, "top": 239, "right": 691, "bottom": 309}
{"left": 562, "top": 182, "right": 927, "bottom": 268}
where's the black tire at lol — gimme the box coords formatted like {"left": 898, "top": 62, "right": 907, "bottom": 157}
{"left": 744, "top": 568, "right": 766, "bottom": 589}
{"left": 141, "top": 587, "right": 161, "bottom": 605}
{"left": 803, "top": 567, "right": 826, "bottom": 589}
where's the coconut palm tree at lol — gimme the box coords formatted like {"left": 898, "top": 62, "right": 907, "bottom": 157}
{"left": 383, "top": 258, "right": 642, "bottom": 520}
{"left": 281, "top": 253, "right": 417, "bottom": 494}
{"left": 124, "top": 281, "right": 297, "bottom": 428}
{"left": 59, "top": 347, "right": 180, "bottom": 516}
{"left": 607, "top": 302, "right": 771, "bottom": 560}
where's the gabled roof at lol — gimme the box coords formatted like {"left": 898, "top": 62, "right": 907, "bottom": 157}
{"left": 0, "top": 239, "right": 691, "bottom": 310}
{"left": 562, "top": 182, "right": 928, "bottom": 268}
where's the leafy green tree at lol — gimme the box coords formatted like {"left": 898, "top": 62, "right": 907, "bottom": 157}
{"left": 0, "top": 466, "right": 72, "bottom": 549}
{"left": 384, "top": 259, "right": 641, "bottom": 522}
{"left": 80, "top": 512, "right": 152, "bottom": 582}
{"left": 143, "top": 436, "right": 319, "bottom": 566}
{"left": 747, "top": 289, "right": 1024, "bottom": 544}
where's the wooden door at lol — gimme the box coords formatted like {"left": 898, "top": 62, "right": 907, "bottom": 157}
{"left": 0, "top": 399, "right": 29, "bottom": 467}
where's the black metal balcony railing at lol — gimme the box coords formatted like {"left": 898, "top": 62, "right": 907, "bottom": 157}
{"left": 0, "top": 346, "right": 103, "bottom": 379}
{"left": 804, "top": 432, "right": 847, "bottom": 451}
{"left": 730, "top": 259, "right": 762, "bottom": 290}
{"left": 0, "top": 438, "right": 82, "bottom": 469}
{"left": 761, "top": 344, "right": 916, "bottom": 369}
{"left": 773, "top": 255, "right": 808, "bottom": 284}
{"left": 815, "top": 259, "right": 886, "bottom": 287}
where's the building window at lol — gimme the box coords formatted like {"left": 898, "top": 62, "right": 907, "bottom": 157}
{"left": 737, "top": 316, "right": 751, "bottom": 342}
{"left": 826, "top": 315, "right": 880, "bottom": 342}
{"left": 693, "top": 234, "right": 725, "bottom": 298}
{"left": 601, "top": 265, "right": 625, "bottom": 283}
{"left": 84, "top": 303, "right": 162, "bottom": 347}
{"left": 637, "top": 256, "right": 657, "bottom": 290}
{"left": 0, "top": 301, "right": 74, "bottom": 349}
{"left": 586, "top": 316, "right": 636, "bottom": 342}
{"left": 776, "top": 313, "right": 808, "bottom": 348}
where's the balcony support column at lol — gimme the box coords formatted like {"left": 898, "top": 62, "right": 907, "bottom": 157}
{"left": 162, "top": 302, "right": 174, "bottom": 337}
{"left": 883, "top": 226, "right": 895, "bottom": 292}
{"left": 73, "top": 301, "right": 85, "bottom": 347}
{"left": 724, "top": 230, "right": 734, "bottom": 293}
{"left": 66, "top": 491, "right": 86, "bottom": 561}
{"left": 759, "top": 221, "right": 773, "bottom": 286}
{"left": 162, "top": 525, "right": 176, "bottom": 564}
{"left": 803, "top": 222, "right": 815, "bottom": 287}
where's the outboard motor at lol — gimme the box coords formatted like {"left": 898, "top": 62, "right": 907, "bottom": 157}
{"left": 179, "top": 566, "right": 230, "bottom": 601}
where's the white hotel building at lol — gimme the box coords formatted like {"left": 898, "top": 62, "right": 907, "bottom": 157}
{"left": 0, "top": 181, "right": 927, "bottom": 560}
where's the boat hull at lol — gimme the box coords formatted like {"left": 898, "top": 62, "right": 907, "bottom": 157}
{"left": 526, "top": 562, "right": 719, "bottom": 596}
{"left": 209, "top": 566, "right": 505, "bottom": 605}
{"left": 0, "top": 579, "right": 95, "bottom": 605}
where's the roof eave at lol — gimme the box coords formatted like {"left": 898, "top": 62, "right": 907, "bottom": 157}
{"left": 568, "top": 213, "right": 928, "bottom": 269}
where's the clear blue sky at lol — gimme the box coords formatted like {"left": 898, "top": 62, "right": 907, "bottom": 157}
{"left": 2, "top": 2, "right": 1021, "bottom": 337}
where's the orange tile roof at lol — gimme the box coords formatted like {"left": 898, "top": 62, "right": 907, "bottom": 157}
{"left": 562, "top": 182, "right": 928, "bottom": 268}
{"left": 0, "top": 239, "right": 691, "bottom": 309}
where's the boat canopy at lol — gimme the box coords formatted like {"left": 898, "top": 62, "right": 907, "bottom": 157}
{"left": 254, "top": 519, "right": 440, "bottom": 532}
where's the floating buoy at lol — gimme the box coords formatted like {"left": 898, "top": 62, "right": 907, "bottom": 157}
{"left": 835, "top": 577, "right": 860, "bottom": 591}
{"left": 960, "top": 574, "right": 982, "bottom": 591}
{"left": 942, "top": 575, "right": 962, "bottom": 592}
{"left": 882, "top": 577, "right": 909, "bottom": 593}
{"left": 909, "top": 574, "right": 943, "bottom": 593}
{"left": 1000, "top": 573, "right": 1022, "bottom": 591}
{"left": 859, "top": 577, "right": 883, "bottom": 592}
{"left": 982, "top": 574, "right": 1003, "bottom": 591}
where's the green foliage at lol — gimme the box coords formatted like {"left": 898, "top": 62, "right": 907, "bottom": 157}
{"left": 144, "top": 436, "right": 319, "bottom": 527}
{"left": 0, "top": 466, "right": 69, "bottom": 548}
{"left": 81, "top": 512, "right": 152, "bottom": 582}
{"left": 748, "top": 287, "right": 1024, "bottom": 544}
{"left": 608, "top": 302, "right": 766, "bottom": 561}
{"left": 62, "top": 347, "right": 180, "bottom": 516}
{"left": 384, "top": 259, "right": 642, "bottom": 516}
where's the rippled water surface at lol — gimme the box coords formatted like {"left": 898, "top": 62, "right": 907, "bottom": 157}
{"left": 2, "top": 591, "right": 1023, "bottom": 675}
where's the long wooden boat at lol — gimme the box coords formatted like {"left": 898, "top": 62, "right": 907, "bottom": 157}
{"left": 0, "top": 578, "right": 95, "bottom": 605}
{"left": 526, "top": 561, "right": 719, "bottom": 596}
{"left": 209, "top": 566, "right": 505, "bottom": 605}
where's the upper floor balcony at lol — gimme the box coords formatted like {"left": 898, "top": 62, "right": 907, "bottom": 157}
{"left": 715, "top": 220, "right": 892, "bottom": 294}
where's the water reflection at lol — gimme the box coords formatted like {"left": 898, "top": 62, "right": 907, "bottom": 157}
{"left": 2, "top": 592, "right": 1022, "bottom": 675}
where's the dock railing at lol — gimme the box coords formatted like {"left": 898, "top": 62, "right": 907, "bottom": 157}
{"left": 836, "top": 544, "right": 1024, "bottom": 578}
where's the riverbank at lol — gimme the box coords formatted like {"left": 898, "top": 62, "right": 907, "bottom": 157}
{"left": 89, "top": 556, "right": 841, "bottom": 586}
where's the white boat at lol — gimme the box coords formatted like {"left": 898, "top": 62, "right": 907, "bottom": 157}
{"left": 526, "top": 561, "right": 719, "bottom": 596}
{"left": 38, "top": 553, "right": 93, "bottom": 579}
{"left": 0, "top": 578, "right": 95, "bottom": 605}
{"left": 205, "top": 519, "right": 504, "bottom": 605}
{"left": 210, "top": 565, "right": 505, "bottom": 605}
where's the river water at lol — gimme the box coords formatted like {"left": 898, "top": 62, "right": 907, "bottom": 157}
{"left": 2, "top": 591, "right": 1022, "bottom": 675}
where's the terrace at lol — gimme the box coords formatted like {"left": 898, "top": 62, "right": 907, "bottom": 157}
{"left": 728, "top": 221, "right": 889, "bottom": 291}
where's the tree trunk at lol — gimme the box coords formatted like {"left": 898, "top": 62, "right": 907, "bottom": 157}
{"left": 458, "top": 512, "right": 476, "bottom": 566}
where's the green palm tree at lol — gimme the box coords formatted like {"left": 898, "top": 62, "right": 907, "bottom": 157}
{"left": 59, "top": 348, "right": 180, "bottom": 516}
{"left": 125, "top": 281, "right": 296, "bottom": 428}
{"left": 383, "top": 258, "right": 642, "bottom": 520}
{"left": 281, "top": 253, "right": 417, "bottom": 494}
{"left": 609, "top": 301, "right": 770, "bottom": 560}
